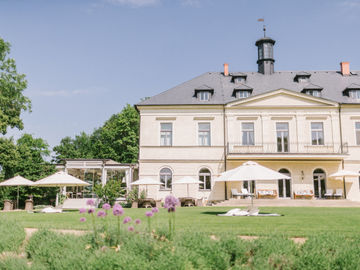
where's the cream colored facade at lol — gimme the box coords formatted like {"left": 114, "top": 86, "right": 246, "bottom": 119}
{"left": 137, "top": 89, "right": 360, "bottom": 202}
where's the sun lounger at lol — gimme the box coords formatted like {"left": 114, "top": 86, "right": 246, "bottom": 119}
{"left": 333, "top": 189, "right": 343, "bottom": 199}
{"left": 324, "top": 189, "right": 334, "bottom": 199}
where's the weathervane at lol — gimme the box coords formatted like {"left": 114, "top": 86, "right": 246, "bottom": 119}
{"left": 257, "top": 18, "right": 266, "bottom": 37}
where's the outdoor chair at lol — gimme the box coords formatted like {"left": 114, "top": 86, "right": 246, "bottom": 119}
{"left": 241, "top": 188, "right": 255, "bottom": 198}
{"left": 333, "top": 189, "right": 343, "bottom": 199}
{"left": 294, "top": 190, "right": 314, "bottom": 199}
{"left": 324, "top": 189, "right": 334, "bottom": 199}
{"left": 257, "top": 189, "right": 277, "bottom": 199}
{"left": 231, "top": 188, "right": 243, "bottom": 199}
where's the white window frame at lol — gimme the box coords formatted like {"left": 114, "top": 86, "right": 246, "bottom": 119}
{"left": 242, "top": 122, "right": 254, "bottom": 145}
{"left": 199, "top": 168, "right": 211, "bottom": 190}
{"left": 311, "top": 122, "right": 324, "bottom": 145}
{"left": 355, "top": 122, "right": 360, "bottom": 145}
{"left": 159, "top": 168, "right": 172, "bottom": 190}
{"left": 349, "top": 90, "right": 360, "bottom": 99}
{"left": 160, "top": 123, "right": 172, "bottom": 146}
{"left": 305, "top": 90, "right": 321, "bottom": 97}
{"left": 198, "top": 122, "right": 211, "bottom": 146}
{"left": 198, "top": 91, "right": 211, "bottom": 101}
{"left": 236, "top": 90, "right": 251, "bottom": 99}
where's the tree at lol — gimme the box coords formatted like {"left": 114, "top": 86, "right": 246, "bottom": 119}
{"left": 52, "top": 132, "right": 93, "bottom": 163}
{"left": 0, "top": 137, "right": 19, "bottom": 180}
{"left": 53, "top": 104, "right": 139, "bottom": 163}
{"left": 91, "top": 104, "right": 139, "bottom": 163}
{"left": 0, "top": 37, "right": 31, "bottom": 134}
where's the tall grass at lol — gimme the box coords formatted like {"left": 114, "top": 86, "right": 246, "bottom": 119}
{"left": 0, "top": 217, "right": 25, "bottom": 253}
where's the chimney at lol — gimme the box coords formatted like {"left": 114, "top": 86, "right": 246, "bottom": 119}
{"left": 223, "top": 63, "right": 229, "bottom": 76}
{"left": 340, "top": 62, "right": 350, "bottom": 76}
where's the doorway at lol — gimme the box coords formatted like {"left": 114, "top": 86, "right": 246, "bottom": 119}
{"left": 313, "top": 169, "right": 326, "bottom": 198}
{"left": 243, "top": 180, "right": 255, "bottom": 193}
{"left": 278, "top": 169, "right": 291, "bottom": 198}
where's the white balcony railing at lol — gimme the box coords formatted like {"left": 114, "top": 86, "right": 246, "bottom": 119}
{"left": 227, "top": 142, "right": 348, "bottom": 155}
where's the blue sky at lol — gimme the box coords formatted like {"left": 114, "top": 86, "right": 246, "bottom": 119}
{"left": 1, "top": 0, "right": 360, "bottom": 154}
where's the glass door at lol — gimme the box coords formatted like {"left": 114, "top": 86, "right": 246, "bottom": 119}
{"left": 276, "top": 123, "right": 289, "bottom": 152}
{"left": 243, "top": 180, "right": 255, "bottom": 193}
{"left": 313, "top": 169, "right": 326, "bottom": 198}
{"left": 278, "top": 169, "right": 291, "bottom": 198}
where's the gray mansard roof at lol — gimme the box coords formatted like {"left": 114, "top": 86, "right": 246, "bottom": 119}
{"left": 137, "top": 71, "right": 360, "bottom": 106}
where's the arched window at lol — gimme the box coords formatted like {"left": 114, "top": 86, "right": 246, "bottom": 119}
{"left": 313, "top": 168, "right": 326, "bottom": 198}
{"left": 278, "top": 169, "right": 291, "bottom": 198}
{"left": 199, "top": 168, "right": 211, "bottom": 190}
{"left": 160, "top": 168, "right": 172, "bottom": 190}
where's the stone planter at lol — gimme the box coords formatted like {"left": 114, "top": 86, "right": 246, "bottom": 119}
{"left": 131, "top": 201, "right": 138, "bottom": 208}
{"left": 3, "top": 200, "right": 13, "bottom": 211}
{"left": 25, "top": 199, "right": 34, "bottom": 211}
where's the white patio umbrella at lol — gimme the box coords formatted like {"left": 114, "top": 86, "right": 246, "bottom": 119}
{"left": 329, "top": 170, "right": 360, "bottom": 199}
{"left": 33, "top": 171, "right": 90, "bottom": 206}
{"left": 130, "top": 178, "right": 162, "bottom": 198}
{"left": 215, "top": 161, "right": 291, "bottom": 207}
{"left": 173, "top": 176, "right": 202, "bottom": 197}
{"left": 0, "top": 175, "right": 34, "bottom": 209}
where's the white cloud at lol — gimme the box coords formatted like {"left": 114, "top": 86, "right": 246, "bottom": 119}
{"left": 339, "top": 0, "right": 360, "bottom": 8}
{"left": 181, "top": 0, "right": 201, "bottom": 7}
{"left": 104, "top": 0, "right": 161, "bottom": 7}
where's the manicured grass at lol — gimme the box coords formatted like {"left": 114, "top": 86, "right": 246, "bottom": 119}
{"left": 2, "top": 206, "right": 360, "bottom": 237}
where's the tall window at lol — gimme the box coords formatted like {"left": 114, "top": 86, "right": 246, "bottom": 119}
{"left": 242, "top": 122, "right": 254, "bottom": 145}
{"left": 160, "top": 123, "right": 172, "bottom": 146}
{"left": 198, "top": 123, "right": 211, "bottom": 146}
{"left": 356, "top": 122, "right": 360, "bottom": 145}
{"left": 199, "top": 168, "right": 211, "bottom": 190}
{"left": 311, "top": 122, "right": 324, "bottom": 145}
{"left": 160, "top": 168, "right": 172, "bottom": 190}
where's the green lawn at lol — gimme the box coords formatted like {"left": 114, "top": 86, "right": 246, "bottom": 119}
{"left": 2, "top": 207, "right": 360, "bottom": 237}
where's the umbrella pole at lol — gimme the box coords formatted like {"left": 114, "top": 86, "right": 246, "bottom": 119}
{"left": 17, "top": 186, "right": 19, "bottom": 209}
{"left": 343, "top": 176, "right": 347, "bottom": 199}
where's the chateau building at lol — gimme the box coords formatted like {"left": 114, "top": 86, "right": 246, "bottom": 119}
{"left": 136, "top": 35, "right": 360, "bottom": 202}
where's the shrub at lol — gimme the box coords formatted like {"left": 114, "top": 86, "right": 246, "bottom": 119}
{"left": 0, "top": 217, "right": 25, "bottom": 253}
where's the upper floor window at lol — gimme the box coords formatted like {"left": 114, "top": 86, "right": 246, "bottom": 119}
{"left": 305, "top": 90, "right": 321, "bottom": 97}
{"left": 198, "top": 123, "right": 211, "bottom": 146}
{"left": 349, "top": 90, "right": 360, "bottom": 99}
{"left": 234, "top": 77, "right": 246, "bottom": 84}
{"left": 311, "top": 122, "right": 324, "bottom": 145}
{"left": 199, "top": 168, "right": 211, "bottom": 190}
{"left": 160, "top": 168, "right": 172, "bottom": 190}
{"left": 198, "top": 91, "right": 211, "bottom": 101}
{"left": 242, "top": 122, "right": 254, "bottom": 145}
{"left": 160, "top": 123, "right": 172, "bottom": 146}
{"left": 235, "top": 90, "right": 251, "bottom": 99}
{"left": 298, "top": 77, "right": 309, "bottom": 83}
{"left": 356, "top": 122, "right": 360, "bottom": 145}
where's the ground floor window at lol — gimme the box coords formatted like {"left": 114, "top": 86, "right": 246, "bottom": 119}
{"left": 160, "top": 168, "right": 172, "bottom": 190}
{"left": 199, "top": 168, "right": 211, "bottom": 190}
{"left": 278, "top": 169, "right": 291, "bottom": 198}
{"left": 313, "top": 168, "right": 326, "bottom": 198}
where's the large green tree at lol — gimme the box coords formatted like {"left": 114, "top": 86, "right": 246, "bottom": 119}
{"left": 0, "top": 37, "right": 31, "bottom": 134}
{"left": 53, "top": 104, "right": 139, "bottom": 163}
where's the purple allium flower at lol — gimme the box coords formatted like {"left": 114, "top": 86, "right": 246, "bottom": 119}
{"left": 135, "top": 219, "right": 141, "bottom": 225}
{"left": 152, "top": 207, "right": 159, "bottom": 213}
{"left": 128, "top": 226, "right": 134, "bottom": 232}
{"left": 102, "top": 203, "right": 111, "bottom": 210}
{"left": 168, "top": 207, "right": 176, "bottom": 213}
{"left": 164, "top": 195, "right": 179, "bottom": 209}
{"left": 80, "top": 217, "right": 86, "bottom": 222}
{"left": 123, "top": 216, "right": 132, "bottom": 224}
{"left": 145, "top": 211, "right": 153, "bottom": 217}
{"left": 88, "top": 208, "right": 95, "bottom": 214}
{"left": 113, "top": 204, "right": 124, "bottom": 216}
{"left": 79, "top": 208, "right": 86, "bottom": 214}
{"left": 97, "top": 210, "right": 107, "bottom": 218}
{"left": 86, "top": 199, "right": 95, "bottom": 206}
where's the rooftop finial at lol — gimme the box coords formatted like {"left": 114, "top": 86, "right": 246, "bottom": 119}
{"left": 257, "top": 18, "right": 265, "bottom": 37}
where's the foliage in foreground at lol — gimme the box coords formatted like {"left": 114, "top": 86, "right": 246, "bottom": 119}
{"left": 21, "top": 230, "right": 360, "bottom": 270}
{"left": 0, "top": 217, "right": 25, "bottom": 253}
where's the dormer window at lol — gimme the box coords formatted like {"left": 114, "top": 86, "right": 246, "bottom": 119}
{"left": 304, "top": 90, "right": 321, "bottom": 97}
{"left": 349, "top": 90, "right": 360, "bottom": 99}
{"left": 234, "top": 77, "right": 246, "bottom": 84}
{"left": 194, "top": 84, "right": 214, "bottom": 101}
{"left": 230, "top": 72, "right": 247, "bottom": 84}
{"left": 235, "top": 90, "right": 251, "bottom": 99}
{"left": 199, "top": 91, "right": 211, "bottom": 101}
{"left": 301, "top": 83, "right": 323, "bottom": 97}
{"left": 294, "top": 72, "right": 311, "bottom": 82}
